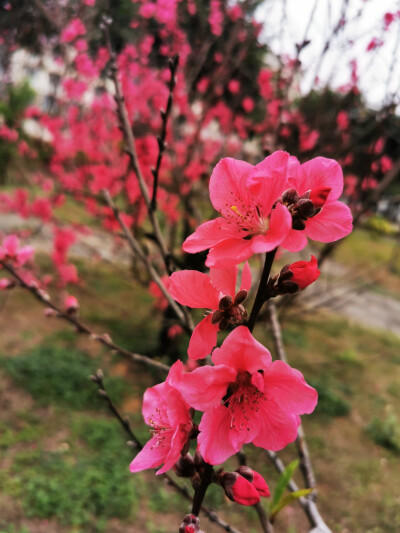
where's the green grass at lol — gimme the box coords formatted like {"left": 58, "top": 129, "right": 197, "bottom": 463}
{"left": 366, "top": 412, "right": 400, "bottom": 454}
{"left": 0, "top": 344, "right": 129, "bottom": 410}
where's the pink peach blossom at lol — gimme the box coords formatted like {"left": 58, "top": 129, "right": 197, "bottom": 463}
{"left": 169, "top": 263, "right": 251, "bottom": 359}
{"left": 130, "top": 362, "right": 192, "bottom": 475}
{"left": 183, "top": 152, "right": 292, "bottom": 267}
{"left": 271, "top": 157, "right": 353, "bottom": 252}
{"left": 170, "top": 327, "right": 317, "bottom": 464}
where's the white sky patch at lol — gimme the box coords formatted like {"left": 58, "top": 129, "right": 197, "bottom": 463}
{"left": 256, "top": 0, "right": 400, "bottom": 110}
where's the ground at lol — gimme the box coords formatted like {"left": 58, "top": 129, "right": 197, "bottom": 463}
{"left": 0, "top": 228, "right": 399, "bottom": 533}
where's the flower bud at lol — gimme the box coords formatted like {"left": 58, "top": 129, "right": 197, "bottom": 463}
{"left": 236, "top": 466, "right": 270, "bottom": 497}
{"left": 179, "top": 514, "right": 203, "bottom": 533}
{"left": 221, "top": 472, "right": 261, "bottom": 506}
{"left": 277, "top": 255, "right": 320, "bottom": 294}
{"left": 64, "top": 294, "right": 79, "bottom": 313}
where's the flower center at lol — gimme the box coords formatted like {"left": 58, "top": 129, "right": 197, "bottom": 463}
{"left": 225, "top": 371, "right": 264, "bottom": 431}
{"left": 148, "top": 409, "right": 172, "bottom": 449}
{"left": 226, "top": 204, "right": 269, "bottom": 236}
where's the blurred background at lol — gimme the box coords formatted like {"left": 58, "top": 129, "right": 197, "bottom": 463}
{"left": 0, "top": 0, "right": 399, "bottom": 532}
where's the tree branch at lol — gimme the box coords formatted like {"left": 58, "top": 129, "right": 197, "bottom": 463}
{"left": 103, "top": 190, "right": 193, "bottom": 331}
{"left": 104, "top": 28, "right": 175, "bottom": 275}
{"left": 0, "top": 259, "right": 170, "bottom": 374}
{"left": 151, "top": 54, "right": 179, "bottom": 211}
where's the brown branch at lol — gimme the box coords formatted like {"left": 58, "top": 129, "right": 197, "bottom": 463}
{"left": 91, "top": 369, "right": 243, "bottom": 533}
{"left": 105, "top": 29, "right": 175, "bottom": 276}
{"left": 151, "top": 54, "right": 179, "bottom": 211}
{"left": 0, "top": 259, "right": 170, "bottom": 374}
{"left": 103, "top": 190, "right": 193, "bottom": 332}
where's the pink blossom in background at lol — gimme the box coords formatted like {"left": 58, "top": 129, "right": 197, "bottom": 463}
{"left": 242, "top": 97, "right": 255, "bottom": 113}
{"left": 169, "top": 263, "right": 251, "bottom": 359}
{"left": 0, "top": 235, "right": 34, "bottom": 267}
{"left": 209, "top": 0, "right": 223, "bottom": 36}
{"left": 60, "top": 18, "right": 86, "bottom": 43}
{"left": 228, "top": 80, "right": 240, "bottom": 94}
{"left": 149, "top": 275, "right": 170, "bottom": 311}
{"left": 183, "top": 151, "right": 292, "bottom": 267}
{"left": 170, "top": 327, "right": 317, "bottom": 464}
{"left": 130, "top": 362, "right": 193, "bottom": 475}
{"left": 336, "top": 111, "right": 349, "bottom": 131}
{"left": 64, "top": 294, "right": 79, "bottom": 311}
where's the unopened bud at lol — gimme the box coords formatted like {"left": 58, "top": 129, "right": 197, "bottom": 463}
{"left": 220, "top": 472, "right": 260, "bottom": 506}
{"left": 236, "top": 466, "right": 270, "bottom": 497}
{"left": 179, "top": 514, "right": 203, "bottom": 533}
{"left": 276, "top": 255, "right": 320, "bottom": 294}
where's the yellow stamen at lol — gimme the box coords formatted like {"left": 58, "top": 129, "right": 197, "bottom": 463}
{"left": 230, "top": 205, "right": 245, "bottom": 218}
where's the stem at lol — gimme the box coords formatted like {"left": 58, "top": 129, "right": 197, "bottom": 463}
{"left": 191, "top": 463, "right": 214, "bottom": 516}
{"left": 247, "top": 249, "right": 277, "bottom": 332}
{"left": 151, "top": 54, "right": 179, "bottom": 211}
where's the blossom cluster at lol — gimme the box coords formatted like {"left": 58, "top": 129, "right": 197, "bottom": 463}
{"left": 130, "top": 151, "right": 352, "bottom": 505}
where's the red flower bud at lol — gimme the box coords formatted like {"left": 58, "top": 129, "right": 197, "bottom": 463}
{"left": 179, "top": 514, "right": 203, "bottom": 533}
{"left": 288, "top": 255, "right": 320, "bottom": 290}
{"left": 236, "top": 466, "right": 270, "bottom": 498}
{"left": 221, "top": 472, "right": 261, "bottom": 506}
{"left": 309, "top": 186, "right": 332, "bottom": 208}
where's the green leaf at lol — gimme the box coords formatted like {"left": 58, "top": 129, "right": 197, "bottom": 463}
{"left": 270, "top": 488, "right": 314, "bottom": 521}
{"left": 272, "top": 459, "right": 299, "bottom": 508}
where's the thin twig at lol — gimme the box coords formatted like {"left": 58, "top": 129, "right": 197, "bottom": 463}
{"left": 151, "top": 54, "right": 179, "bottom": 211}
{"left": 104, "top": 28, "right": 174, "bottom": 275}
{"left": 0, "top": 259, "right": 170, "bottom": 374}
{"left": 266, "top": 301, "right": 316, "bottom": 491}
{"left": 91, "top": 370, "right": 243, "bottom": 533}
{"left": 247, "top": 249, "right": 277, "bottom": 332}
{"left": 103, "top": 190, "right": 193, "bottom": 331}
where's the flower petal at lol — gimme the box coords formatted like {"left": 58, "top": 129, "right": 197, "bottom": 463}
{"left": 171, "top": 363, "right": 235, "bottom": 411}
{"left": 169, "top": 270, "right": 220, "bottom": 309}
{"left": 205, "top": 238, "right": 254, "bottom": 268}
{"left": 305, "top": 201, "right": 353, "bottom": 243}
{"left": 209, "top": 157, "right": 254, "bottom": 218}
{"left": 251, "top": 203, "right": 292, "bottom": 253}
{"left": 264, "top": 360, "right": 318, "bottom": 414}
{"left": 247, "top": 151, "right": 290, "bottom": 214}
{"left": 240, "top": 261, "right": 252, "bottom": 292}
{"left": 290, "top": 157, "right": 344, "bottom": 201}
{"left": 252, "top": 400, "right": 300, "bottom": 451}
{"left": 198, "top": 406, "right": 240, "bottom": 464}
{"left": 212, "top": 326, "right": 272, "bottom": 372}
{"left": 157, "top": 424, "right": 189, "bottom": 475}
{"left": 130, "top": 434, "right": 170, "bottom": 473}
{"left": 187, "top": 315, "right": 219, "bottom": 360}
{"left": 209, "top": 265, "right": 238, "bottom": 297}
{"left": 280, "top": 228, "right": 308, "bottom": 252}
{"left": 182, "top": 217, "right": 241, "bottom": 254}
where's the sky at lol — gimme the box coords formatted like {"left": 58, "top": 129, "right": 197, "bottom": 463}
{"left": 255, "top": 0, "right": 400, "bottom": 110}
